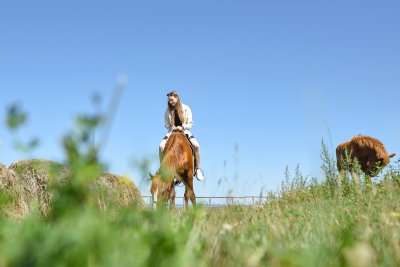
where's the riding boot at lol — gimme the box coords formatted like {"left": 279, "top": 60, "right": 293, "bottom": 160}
{"left": 193, "top": 147, "right": 204, "bottom": 181}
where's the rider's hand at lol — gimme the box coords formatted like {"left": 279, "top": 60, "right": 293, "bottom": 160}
{"left": 172, "top": 126, "right": 183, "bottom": 132}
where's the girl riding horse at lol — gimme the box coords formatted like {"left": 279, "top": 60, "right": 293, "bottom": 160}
{"left": 159, "top": 91, "right": 205, "bottom": 181}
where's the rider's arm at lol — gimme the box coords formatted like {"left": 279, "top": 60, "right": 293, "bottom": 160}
{"left": 164, "top": 109, "right": 172, "bottom": 131}
{"left": 182, "top": 105, "right": 193, "bottom": 130}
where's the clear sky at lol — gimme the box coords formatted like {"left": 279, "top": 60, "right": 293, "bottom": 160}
{"left": 1, "top": 1, "right": 399, "bottom": 200}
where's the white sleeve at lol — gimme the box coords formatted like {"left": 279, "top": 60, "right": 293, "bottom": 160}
{"left": 164, "top": 109, "right": 171, "bottom": 130}
{"left": 182, "top": 106, "right": 193, "bottom": 130}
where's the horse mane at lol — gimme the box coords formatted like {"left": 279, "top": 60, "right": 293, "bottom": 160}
{"left": 336, "top": 141, "right": 350, "bottom": 152}
{"left": 351, "top": 135, "right": 388, "bottom": 158}
{"left": 162, "top": 132, "right": 190, "bottom": 170}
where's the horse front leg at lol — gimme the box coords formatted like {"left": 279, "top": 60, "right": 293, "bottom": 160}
{"left": 350, "top": 171, "right": 361, "bottom": 193}
{"left": 186, "top": 170, "right": 196, "bottom": 207}
{"left": 183, "top": 190, "right": 196, "bottom": 209}
{"left": 189, "top": 189, "right": 196, "bottom": 207}
{"left": 337, "top": 170, "right": 345, "bottom": 188}
{"left": 183, "top": 184, "right": 193, "bottom": 209}
{"left": 184, "top": 191, "right": 189, "bottom": 209}
{"left": 169, "top": 186, "right": 176, "bottom": 210}
{"left": 151, "top": 189, "right": 158, "bottom": 209}
{"left": 181, "top": 167, "right": 196, "bottom": 209}
{"left": 364, "top": 175, "right": 377, "bottom": 195}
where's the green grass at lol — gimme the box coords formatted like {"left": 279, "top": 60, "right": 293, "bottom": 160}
{"left": 1, "top": 160, "right": 399, "bottom": 266}
{"left": 1, "top": 103, "right": 399, "bottom": 266}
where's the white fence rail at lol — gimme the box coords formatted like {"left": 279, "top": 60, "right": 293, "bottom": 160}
{"left": 142, "top": 195, "right": 269, "bottom": 207}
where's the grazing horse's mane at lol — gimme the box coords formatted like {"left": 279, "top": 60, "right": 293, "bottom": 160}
{"left": 351, "top": 135, "right": 388, "bottom": 158}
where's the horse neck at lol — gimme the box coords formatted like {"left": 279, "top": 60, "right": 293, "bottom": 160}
{"left": 164, "top": 132, "right": 186, "bottom": 155}
{"left": 162, "top": 132, "right": 191, "bottom": 168}
{"left": 152, "top": 175, "right": 172, "bottom": 191}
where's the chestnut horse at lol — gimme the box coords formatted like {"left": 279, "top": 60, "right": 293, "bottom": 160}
{"left": 336, "top": 135, "right": 395, "bottom": 184}
{"left": 150, "top": 130, "right": 196, "bottom": 209}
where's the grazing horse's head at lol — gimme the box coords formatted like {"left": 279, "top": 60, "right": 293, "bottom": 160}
{"left": 366, "top": 152, "right": 396, "bottom": 177}
{"left": 149, "top": 168, "right": 175, "bottom": 207}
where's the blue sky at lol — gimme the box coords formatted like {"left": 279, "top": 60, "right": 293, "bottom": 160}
{"left": 1, "top": 1, "right": 399, "bottom": 200}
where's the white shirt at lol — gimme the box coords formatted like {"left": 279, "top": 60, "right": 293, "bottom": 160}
{"left": 164, "top": 103, "right": 194, "bottom": 132}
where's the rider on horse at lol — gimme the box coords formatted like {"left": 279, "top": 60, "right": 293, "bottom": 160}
{"left": 159, "top": 91, "right": 205, "bottom": 181}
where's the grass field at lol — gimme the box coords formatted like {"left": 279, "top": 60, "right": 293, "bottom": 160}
{"left": 1, "top": 107, "right": 399, "bottom": 267}
{"left": 1, "top": 151, "right": 399, "bottom": 267}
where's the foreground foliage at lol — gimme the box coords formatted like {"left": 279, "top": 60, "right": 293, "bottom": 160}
{"left": 0, "top": 153, "right": 399, "bottom": 267}
{"left": 1, "top": 104, "right": 399, "bottom": 266}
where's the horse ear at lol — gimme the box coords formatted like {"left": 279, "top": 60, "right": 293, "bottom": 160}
{"left": 389, "top": 153, "right": 396, "bottom": 158}
{"left": 149, "top": 172, "right": 154, "bottom": 180}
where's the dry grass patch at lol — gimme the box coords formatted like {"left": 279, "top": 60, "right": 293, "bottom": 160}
{"left": 0, "top": 159, "right": 144, "bottom": 218}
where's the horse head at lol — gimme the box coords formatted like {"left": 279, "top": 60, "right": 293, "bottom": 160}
{"left": 149, "top": 168, "right": 175, "bottom": 208}
{"left": 367, "top": 153, "right": 396, "bottom": 177}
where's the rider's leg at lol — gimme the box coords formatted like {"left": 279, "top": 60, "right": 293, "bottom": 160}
{"left": 159, "top": 138, "right": 167, "bottom": 163}
{"left": 189, "top": 138, "right": 201, "bottom": 169}
{"left": 189, "top": 137, "right": 204, "bottom": 181}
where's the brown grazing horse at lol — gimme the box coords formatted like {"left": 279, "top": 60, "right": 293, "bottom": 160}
{"left": 150, "top": 130, "right": 196, "bottom": 209}
{"left": 336, "top": 135, "right": 395, "bottom": 184}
